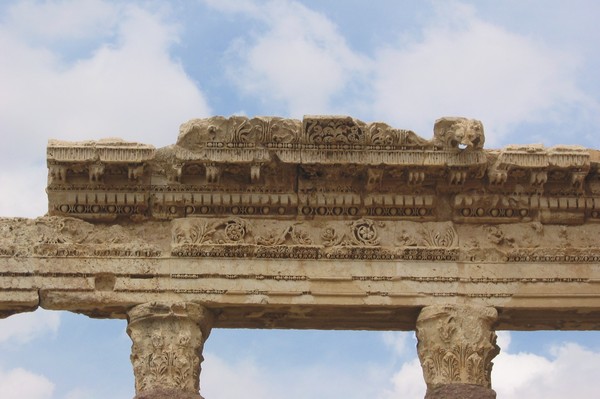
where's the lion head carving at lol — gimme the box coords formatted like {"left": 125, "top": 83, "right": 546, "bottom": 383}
{"left": 433, "top": 117, "right": 485, "bottom": 150}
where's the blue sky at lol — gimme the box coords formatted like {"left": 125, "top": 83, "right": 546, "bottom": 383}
{"left": 1, "top": 1, "right": 600, "bottom": 398}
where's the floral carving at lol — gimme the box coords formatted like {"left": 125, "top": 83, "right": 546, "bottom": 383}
{"left": 321, "top": 226, "right": 342, "bottom": 247}
{"left": 397, "top": 222, "right": 458, "bottom": 248}
{"left": 424, "top": 224, "right": 458, "bottom": 248}
{"left": 173, "top": 221, "right": 216, "bottom": 245}
{"left": 305, "top": 117, "right": 365, "bottom": 144}
{"left": 351, "top": 219, "right": 380, "bottom": 246}
{"left": 232, "top": 117, "right": 300, "bottom": 144}
{"left": 368, "top": 123, "right": 428, "bottom": 147}
{"left": 222, "top": 218, "right": 247, "bottom": 243}
{"left": 127, "top": 302, "right": 213, "bottom": 396}
{"left": 416, "top": 305, "right": 499, "bottom": 389}
{"left": 255, "top": 224, "right": 312, "bottom": 246}
{"left": 321, "top": 219, "right": 381, "bottom": 247}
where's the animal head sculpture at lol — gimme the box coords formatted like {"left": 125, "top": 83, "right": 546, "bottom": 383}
{"left": 433, "top": 117, "right": 485, "bottom": 150}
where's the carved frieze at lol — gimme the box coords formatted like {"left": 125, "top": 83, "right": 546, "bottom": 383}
{"left": 4, "top": 216, "right": 600, "bottom": 264}
{"left": 169, "top": 217, "right": 465, "bottom": 260}
{"left": 0, "top": 216, "right": 161, "bottom": 258}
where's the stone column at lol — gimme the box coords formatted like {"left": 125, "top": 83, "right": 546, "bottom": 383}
{"left": 416, "top": 305, "right": 499, "bottom": 399}
{"left": 127, "top": 302, "right": 214, "bottom": 399}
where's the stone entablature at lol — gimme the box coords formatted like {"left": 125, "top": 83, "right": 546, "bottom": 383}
{"left": 46, "top": 116, "right": 598, "bottom": 225}
{"left": 3, "top": 214, "right": 600, "bottom": 329}
{"left": 3, "top": 115, "right": 600, "bottom": 398}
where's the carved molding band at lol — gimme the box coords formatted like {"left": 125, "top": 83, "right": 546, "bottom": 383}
{"left": 45, "top": 115, "right": 600, "bottom": 225}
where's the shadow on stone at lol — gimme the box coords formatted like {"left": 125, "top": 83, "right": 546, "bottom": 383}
{"left": 134, "top": 388, "right": 203, "bottom": 399}
{"left": 425, "top": 384, "right": 496, "bottom": 399}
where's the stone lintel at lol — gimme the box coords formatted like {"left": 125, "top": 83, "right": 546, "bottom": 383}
{"left": 0, "top": 290, "right": 39, "bottom": 319}
{"left": 3, "top": 244, "right": 600, "bottom": 329}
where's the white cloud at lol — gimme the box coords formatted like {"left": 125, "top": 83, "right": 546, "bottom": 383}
{"left": 371, "top": 2, "right": 592, "bottom": 146}
{"left": 202, "top": 350, "right": 393, "bottom": 399}
{"left": 214, "top": 0, "right": 369, "bottom": 117}
{"left": 381, "top": 357, "right": 426, "bottom": 399}
{"left": 494, "top": 342, "right": 600, "bottom": 399}
{"left": 382, "top": 330, "right": 600, "bottom": 399}
{"left": 2, "top": 0, "right": 118, "bottom": 42}
{"left": 211, "top": 0, "right": 599, "bottom": 146}
{"left": 0, "top": 166, "right": 47, "bottom": 218}
{"left": 381, "top": 331, "right": 416, "bottom": 357}
{"left": 0, "top": 309, "right": 60, "bottom": 345}
{"left": 0, "top": 1, "right": 211, "bottom": 217}
{"left": 201, "top": 353, "right": 274, "bottom": 399}
{"left": 0, "top": 367, "right": 54, "bottom": 399}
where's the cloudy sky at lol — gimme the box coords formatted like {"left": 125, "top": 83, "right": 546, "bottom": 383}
{"left": 1, "top": 0, "right": 600, "bottom": 398}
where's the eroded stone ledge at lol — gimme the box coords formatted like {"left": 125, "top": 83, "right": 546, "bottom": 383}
{"left": 45, "top": 116, "right": 600, "bottom": 224}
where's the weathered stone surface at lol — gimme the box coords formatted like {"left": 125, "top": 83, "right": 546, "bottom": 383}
{"left": 3, "top": 114, "right": 600, "bottom": 398}
{"left": 433, "top": 117, "right": 485, "bottom": 149}
{"left": 44, "top": 115, "right": 600, "bottom": 225}
{"left": 416, "top": 305, "right": 499, "bottom": 388}
{"left": 424, "top": 383, "right": 496, "bottom": 399}
{"left": 127, "top": 302, "right": 213, "bottom": 399}
{"left": 133, "top": 387, "right": 203, "bottom": 399}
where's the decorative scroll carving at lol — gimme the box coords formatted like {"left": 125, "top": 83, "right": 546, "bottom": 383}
{"left": 304, "top": 115, "right": 366, "bottom": 145}
{"left": 255, "top": 224, "right": 312, "bottom": 246}
{"left": 5, "top": 216, "right": 600, "bottom": 262}
{"left": 177, "top": 116, "right": 302, "bottom": 150}
{"left": 172, "top": 218, "right": 250, "bottom": 245}
{"left": 127, "top": 302, "right": 213, "bottom": 398}
{"left": 423, "top": 224, "right": 458, "bottom": 248}
{"left": 368, "top": 122, "right": 428, "bottom": 147}
{"left": 397, "top": 222, "right": 458, "bottom": 248}
{"left": 416, "top": 305, "right": 499, "bottom": 389}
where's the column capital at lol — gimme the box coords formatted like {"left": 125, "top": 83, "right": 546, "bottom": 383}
{"left": 416, "top": 304, "right": 499, "bottom": 391}
{"left": 127, "top": 302, "right": 214, "bottom": 399}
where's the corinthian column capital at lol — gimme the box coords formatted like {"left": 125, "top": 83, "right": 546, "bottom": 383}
{"left": 127, "top": 302, "right": 214, "bottom": 399}
{"left": 416, "top": 305, "right": 499, "bottom": 398}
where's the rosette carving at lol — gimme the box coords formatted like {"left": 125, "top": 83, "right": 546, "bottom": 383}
{"left": 222, "top": 218, "right": 248, "bottom": 243}
{"left": 321, "top": 219, "right": 381, "bottom": 247}
{"left": 351, "top": 219, "right": 380, "bottom": 246}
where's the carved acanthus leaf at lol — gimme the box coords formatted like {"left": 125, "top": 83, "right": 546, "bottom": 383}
{"left": 416, "top": 305, "right": 499, "bottom": 388}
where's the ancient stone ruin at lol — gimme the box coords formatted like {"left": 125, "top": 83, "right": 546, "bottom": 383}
{"left": 2, "top": 115, "right": 600, "bottom": 398}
